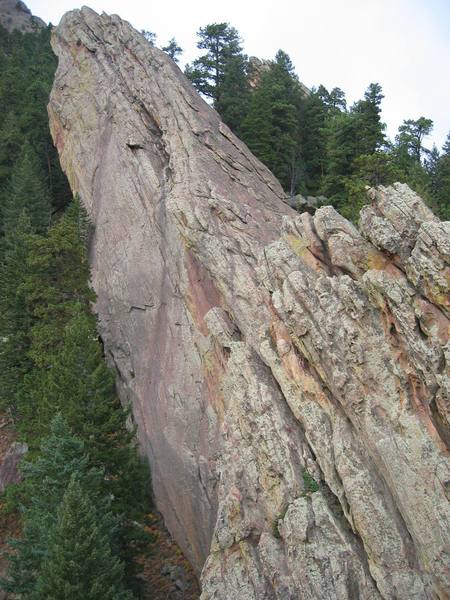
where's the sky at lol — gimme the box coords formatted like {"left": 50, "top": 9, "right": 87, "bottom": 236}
{"left": 28, "top": 0, "right": 450, "bottom": 150}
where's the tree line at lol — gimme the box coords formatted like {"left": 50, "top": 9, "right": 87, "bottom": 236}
{"left": 155, "top": 23, "right": 449, "bottom": 221}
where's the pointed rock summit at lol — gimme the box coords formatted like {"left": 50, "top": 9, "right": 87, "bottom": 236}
{"left": 49, "top": 8, "right": 450, "bottom": 598}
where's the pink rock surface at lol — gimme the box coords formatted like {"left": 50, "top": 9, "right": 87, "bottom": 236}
{"left": 49, "top": 8, "right": 450, "bottom": 598}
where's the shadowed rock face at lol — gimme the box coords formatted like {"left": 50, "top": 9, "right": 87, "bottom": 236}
{"left": 48, "top": 8, "right": 450, "bottom": 599}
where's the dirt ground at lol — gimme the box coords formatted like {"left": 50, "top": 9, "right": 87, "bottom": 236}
{"left": 138, "top": 511, "right": 200, "bottom": 599}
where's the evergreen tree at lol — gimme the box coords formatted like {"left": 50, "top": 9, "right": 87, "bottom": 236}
{"left": 185, "top": 22, "right": 250, "bottom": 134}
{"left": 141, "top": 30, "right": 157, "bottom": 45}
{"left": 319, "top": 83, "right": 389, "bottom": 216}
{"left": 0, "top": 112, "right": 21, "bottom": 183}
{"left": 351, "top": 83, "right": 386, "bottom": 155}
{"left": 215, "top": 53, "right": 250, "bottom": 136}
{"left": 2, "top": 415, "right": 105, "bottom": 597}
{"left": 0, "top": 213, "right": 34, "bottom": 414}
{"left": 162, "top": 38, "right": 182, "bottom": 62}
{"left": 241, "top": 50, "right": 304, "bottom": 194}
{"left": 0, "top": 24, "right": 70, "bottom": 209}
{"left": 20, "top": 199, "right": 94, "bottom": 369}
{"left": 1, "top": 143, "right": 51, "bottom": 238}
{"left": 395, "top": 117, "right": 434, "bottom": 163}
{"left": 19, "top": 307, "right": 149, "bottom": 517}
{"left": 316, "top": 84, "right": 347, "bottom": 112}
{"left": 425, "top": 144, "right": 441, "bottom": 197}
{"left": 389, "top": 117, "right": 434, "bottom": 202}
{"left": 33, "top": 477, "right": 133, "bottom": 600}
{"left": 300, "top": 87, "right": 332, "bottom": 194}
{"left": 321, "top": 110, "right": 361, "bottom": 204}
{"left": 434, "top": 132, "right": 450, "bottom": 219}
{"left": 186, "top": 23, "right": 244, "bottom": 103}
{"left": 0, "top": 24, "right": 151, "bottom": 598}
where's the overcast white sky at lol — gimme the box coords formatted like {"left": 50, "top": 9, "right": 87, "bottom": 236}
{"left": 28, "top": 0, "right": 450, "bottom": 150}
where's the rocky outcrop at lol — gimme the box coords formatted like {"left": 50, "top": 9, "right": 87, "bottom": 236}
{"left": 0, "top": 0, "right": 45, "bottom": 33}
{"left": 48, "top": 8, "right": 450, "bottom": 599}
{"left": 0, "top": 442, "right": 27, "bottom": 493}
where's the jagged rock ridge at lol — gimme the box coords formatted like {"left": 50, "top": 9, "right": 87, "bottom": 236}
{"left": 48, "top": 8, "right": 450, "bottom": 599}
{"left": 0, "top": 0, "right": 45, "bottom": 32}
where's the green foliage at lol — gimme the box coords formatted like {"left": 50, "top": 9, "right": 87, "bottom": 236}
{"left": 2, "top": 417, "right": 134, "bottom": 599}
{"left": 302, "top": 469, "right": 319, "bottom": 494}
{"left": 351, "top": 82, "right": 386, "bottom": 155}
{"left": 2, "top": 415, "right": 105, "bottom": 596}
{"left": 162, "top": 38, "right": 182, "bottom": 62}
{"left": 317, "top": 84, "right": 347, "bottom": 112}
{"left": 0, "top": 21, "right": 152, "bottom": 600}
{"left": 432, "top": 132, "right": 450, "bottom": 220}
{"left": 0, "top": 24, "right": 70, "bottom": 209}
{"left": 0, "top": 213, "right": 34, "bottom": 414}
{"left": 186, "top": 26, "right": 445, "bottom": 218}
{"left": 19, "top": 305, "right": 149, "bottom": 517}
{"left": 186, "top": 23, "right": 243, "bottom": 101}
{"left": 1, "top": 143, "right": 51, "bottom": 238}
{"left": 186, "top": 22, "right": 250, "bottom": 136}
{"left": 141, "top": 30, "right": 156, "bottom": 45}
{"left": 320, "top": 83, "right": 387, "bottom": 211}
{"left": 272, "top": 504, "right": 289, "bottom": 539}
{"left": 300, "top": 89, "right": 329, "bottom": 194}
{"left": 20, "top": 199, "right": 94, "bottom": 368}
{"left": 395, "top": 117, "right": 434, "bottom": 163}
{"left": 215, "top": 53, "right": 250, "bottom": 136}
{"left": 33, "top": 477, "right": 133, "bottom": 600}
{"left": 241, "top": 50, "right": 304, "bottom": 194}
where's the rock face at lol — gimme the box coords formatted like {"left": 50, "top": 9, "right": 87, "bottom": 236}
{"left": 48, "top": 8, "right": 450, "bottom": 599}
{"left": 0, "top": 442, "right": 27, "bottom": 493}
{"left": 0, "top": 0, "right": 45, "bottom": 33}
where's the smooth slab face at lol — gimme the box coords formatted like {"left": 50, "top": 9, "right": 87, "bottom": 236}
{"left": 49, "top": 8, "right": 450, "bottom": 598}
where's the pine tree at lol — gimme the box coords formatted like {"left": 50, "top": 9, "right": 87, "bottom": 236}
{"left": 351, "top": 83, "right": 386, "bottom": 155}
{"left": 321, "top": 110, "right": 361, "bottom": 204}
{"left": 316, "top": 84, "right": 347, "bottom": 112}
{"left": 0, "top": 24, "right": 70, "bottom": 211}
{"left": 215, "top": 53, "right": 250, "bottom": 137}
{"left": 20, "top": 198, "right": 94, "bottom": 369}
{"left": 388, "top": 117, "right": 434, "bottom": 202}
{"left": 141, "top": 30, "right": 157, "bottom": 45}
{"left": 0, "top": 112, "right": 22, "bottom": 186}
{"left": 395, "top": 117, "right": 434, "bottom": 163}
{"left": 0, "top": 212, "right": 34, "bottom": 414}
{"left": 185, "top": 23, "right": 244, "bottom": 103}
{"left": 19, "top": 306, "right": 149, "bottom": 517}
{"left": 33, "top": 477, "right": 133, "bottom": 600}
{"left": 300, "top": 88, "right": 330, "bottom": 193}
{"left": 425, "top": 145, "right": 441, "bottom": 198}
{"left": 2, "top": 415, "right": 105, "bottom": 597}
{"left": 1, "top": 143, "right": 51, "bottom": 238}
{"left": 162, "top": 38, "right": 182, "bottom": 62}
{"left": 241, "top": 50, "right": 304, "bottom": 194}
{"left": 434, "top": 132, "right": 450, "bottom": 219}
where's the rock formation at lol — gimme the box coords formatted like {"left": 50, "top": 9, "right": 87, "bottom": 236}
{"left": 48, "top": 8, "right": 450, "bottom": 599}
{"left": 0, "top": 442, "right": 27, "bottom": 493}
{"left": 0, "top": 0, "right": 45, "bottom": 33}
